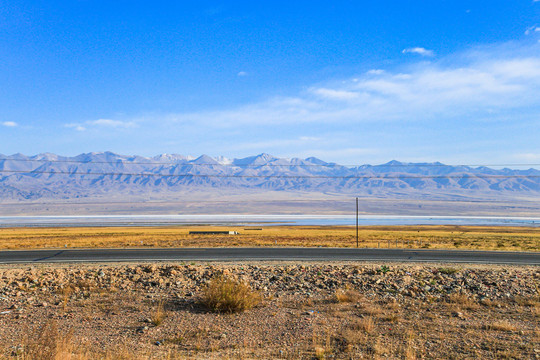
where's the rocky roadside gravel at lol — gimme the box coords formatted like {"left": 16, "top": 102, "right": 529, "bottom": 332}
{"left": 0, "top": 262, "right": 538, "bottom": 359}
{"left": 1, "top": 262, "right": 537, "bottom": 301}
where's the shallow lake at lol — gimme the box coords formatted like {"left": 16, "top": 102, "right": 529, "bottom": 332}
{"left": 1, "top": 214, "right": 539, "bottom": 227}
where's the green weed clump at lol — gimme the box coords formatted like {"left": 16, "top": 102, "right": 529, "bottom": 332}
{"left": 200, "top": 275, "right": 261, "bottom": 313}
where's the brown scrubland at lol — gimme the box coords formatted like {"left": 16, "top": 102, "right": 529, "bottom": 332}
{"left": 0, "top": 225, "right": 539, "bottom": 251}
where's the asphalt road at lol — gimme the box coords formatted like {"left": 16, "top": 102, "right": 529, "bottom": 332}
{"left": 0, "top": 248, "right": 538, "bottom": 265}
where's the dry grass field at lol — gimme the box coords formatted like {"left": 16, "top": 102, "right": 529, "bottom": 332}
{"left": 0, "top": 225, "right": 539, "bottom": 251}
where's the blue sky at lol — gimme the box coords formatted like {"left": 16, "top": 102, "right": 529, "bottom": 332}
{"left": 1, "top": 0, "right": 539, "bottom": 165}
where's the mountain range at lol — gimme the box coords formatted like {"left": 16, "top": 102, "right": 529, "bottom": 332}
{"left": 1, "top": 152, "right": 540, "bottom": 204}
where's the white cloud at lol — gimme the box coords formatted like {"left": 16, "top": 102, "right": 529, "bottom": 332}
{"left": 65, "top": 124, "right": 87, "bottom": 131}
{"left": 80, "top": 41, "right": 539, "bottom": 165}
{"left": 165, "top": 43, "right": 540, "bottom": 131}
{"left": 525, "top": 26, "right": 540, "bottom": 35}
{"left": 237, "top": 71, "right": 248, "bottom": 77}
{"left": 299, "top": 136, "right": 321, "bottom": 141}
{"left": 311, "top": 88, "right": 359, "bottom": 100}
{"left": 511, "top": 152, "right": 540, "bottom": 162}
{"left": 2, "top": 121, "right": 17, "bottom": 127}
{"left": 87, "top": 119, "right": 136, "bottom": 128}
{"left": 402, "top": 47, "right": 435, "bottom": 57}
{"left": 65, "top": 119, "right": 136, "bottom": 131}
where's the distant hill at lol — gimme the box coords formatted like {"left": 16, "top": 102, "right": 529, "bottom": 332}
{"left": 1, "top": 152, "right": 539, "bottom": 204}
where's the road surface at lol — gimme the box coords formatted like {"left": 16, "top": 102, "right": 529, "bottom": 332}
{"left": 0, "top": 248, "right": 538, "bottom": 265}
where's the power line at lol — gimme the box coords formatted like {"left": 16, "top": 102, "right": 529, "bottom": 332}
{"left": 1, "top": 169, "right": 539, "bottom": 180}
{"left": 1, "top": 157, "right": 539, "bottom": 168}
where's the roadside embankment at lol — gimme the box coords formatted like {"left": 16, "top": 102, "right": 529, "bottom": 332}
{"left": 1, "top": 262, "right": 538, "bottom": 358}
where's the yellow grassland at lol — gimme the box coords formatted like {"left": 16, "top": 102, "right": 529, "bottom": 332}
{"left": 0, "top": 225, "right": 539, "bottom": 251}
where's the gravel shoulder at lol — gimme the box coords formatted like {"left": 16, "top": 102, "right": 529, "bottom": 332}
{"left": 1, "top": 261, "right": 539, "bottom": 359}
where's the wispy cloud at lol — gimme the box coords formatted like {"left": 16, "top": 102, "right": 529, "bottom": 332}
{"left": 237, "top": 71, "right": 248, "bottom": 77}
{"left": 62, "top": 41, "right": 540, "bottom": 164}
{"left": 1, "top": 121, "right": 17, "bottom": 127}
{"left": 66, "top": 119, "right": 136, "bottom": 131}
{"left": 525, "top": 25, "right": 540, "bottom": 35}
{"left": 299, "top": 136, "right": 321, "bottom": 141}
{"left": 141, "top": 40, "right": 540, "bottom": 163}
{"left": 311, "top": 88, "right": 359, "bottom": 100}
{"left": 402, "top": 47, "right": 435, "bottom": 56}
{"left": 511, "top": 153, "right": 540, "bottom": 162}
{"left": 169, "top": 44, "right": 540, "bottom": 128}
{"left": 65, "top": 123, "right": 86, "bottom": 131}
{"left": 87, "top": 119, "right": 136, "bottom": 128}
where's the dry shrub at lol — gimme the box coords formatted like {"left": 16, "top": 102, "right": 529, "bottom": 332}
{"left": 340, "top": 329, "right": 364, "bottom": 347}
{"left": 487, "top": 320, "right": 517, "bottom": 332}
{"left": 363, "top": 305, "right": 384, "bottom": 316}
{"left": 495, "top": 349, "right": 522, "bottom": 359}
{"left": 513, "top": 295, "right": 540, "bottom": 307}
{"left": 334, "top": 288, "right": 361, "bottom": 303}
{"left": 151, "top": 300, "right": 167, "bottom": 326}
{"left": 349, "top": 317, "right": 375, "bottom": 334}
{"left": 20, "top": 322, "right": 69, "bottom": 360}
{"left": 312, "top": 328, "right": 348, "bottom": 359}
{"left": 200, "top": 275, "right": 261, "bottom": 313}
{"left": 479, "top": 298, "right": 503, "bottom": 308}
{"left": 447, "top": 293, "right": 477, "bottom": 309}
{"left": 380, "top": 313, "right": 400, "bottom": 323}
{"left": 58, "top": 285, "right": 74, "bottom": 310}
{"left": 13, "top": 321, "right": 162, "bottom": 360}
{"left": 368, "top": 338, "right": 384, "bottom": 357}
{"left": 381, "top": 298, "right": 400, "bottom": 310}
{"left": 404, "top": 329, "right": 416, "bottom": 360}
{"left": 448, "top": 293, "right": 472, "bottom": 304}
{"left": 18, "top": 321, "right": 84, "bottom": 360}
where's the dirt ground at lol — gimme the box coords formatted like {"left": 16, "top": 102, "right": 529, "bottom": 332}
{"left": 0, "top": 261, "right": 538, "bottom": 359}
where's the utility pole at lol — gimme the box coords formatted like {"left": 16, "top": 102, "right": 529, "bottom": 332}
{"left": 356, "top": 197, "right": 359, "bottom": 248}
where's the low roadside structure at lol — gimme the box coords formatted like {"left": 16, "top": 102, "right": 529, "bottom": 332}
{"left": 189, "top": 231, "right": 239, "bottom": 235}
